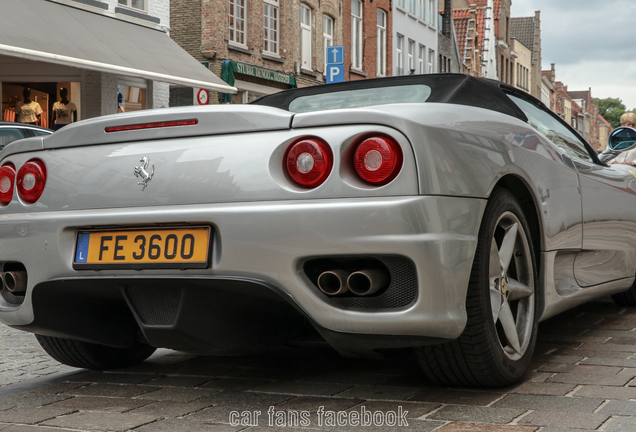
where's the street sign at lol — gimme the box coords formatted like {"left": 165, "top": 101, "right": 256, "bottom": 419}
{"left": 326, "top": 45, "right": 345, "bottom": 84}
{"left": 197, "top": 89, "right": 209, "bottom": 105}
{"left": 326, "top": 64, "right": 345, "bottom": 84}
{"left": 327, "top": 46, "right": 344, "bottom": 65}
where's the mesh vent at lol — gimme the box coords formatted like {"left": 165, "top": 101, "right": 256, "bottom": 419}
{"left": 1, "top": 291, "right": 25, "bottom": 305}
{"left": 330, "top": 255, "right": 417, "bottom": 310}
{"left": 125, "top": 284, "right": 182, "bottom": 326}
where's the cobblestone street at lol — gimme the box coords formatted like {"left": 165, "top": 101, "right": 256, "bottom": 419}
{"left": 0, "top": 298, "right": 634, "bottom": 431}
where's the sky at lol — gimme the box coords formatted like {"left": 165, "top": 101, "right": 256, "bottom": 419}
{"left": 510, "top": 0, "right": 636, "bottom": 110}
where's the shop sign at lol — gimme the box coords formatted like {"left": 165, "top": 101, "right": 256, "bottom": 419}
{"left": 235, "top": 62, "right": 293, "bottom": 85}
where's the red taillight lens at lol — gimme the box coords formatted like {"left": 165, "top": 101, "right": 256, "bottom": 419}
{"left": 353, "top": 135, "right": 403, "bottom": 185}
{"left": 105, "top": 119, "right": 198, "bottom": 133}
{"left": 285, "top": 138, "right": 333, "bottom": 188}
{"left": 16, "top": 159, "right": 46, "bottom": 203}
{"left": 0, "top": 163, "right": 15, "bottom": 205}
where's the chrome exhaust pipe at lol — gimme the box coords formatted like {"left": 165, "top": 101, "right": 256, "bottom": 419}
{"left": 0, "top": 272, "right": 5, "bottom": 293}
{"left": 4, "top": 271, "right": 26, "bottom": 293}
{"left": 317, "top": 270, "right": 349, "bottom": 296}
{"left": 347, "top": 269, "right": 389, "bottom": 296}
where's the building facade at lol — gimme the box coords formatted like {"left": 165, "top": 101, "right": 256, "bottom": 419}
{"left": 392, "top": 0, "right": 437, "bottom": 76}
{"left": 1, "top": 0, "right": 229, "bottom": 125}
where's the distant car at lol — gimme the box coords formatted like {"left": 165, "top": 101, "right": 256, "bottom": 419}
{"left": 0, "top": 122, "right": 52, "bottom": 150}
{"left": 0, "top": 74, "right": 635, "bottom": 388}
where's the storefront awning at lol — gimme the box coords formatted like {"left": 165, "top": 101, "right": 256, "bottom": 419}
{"left": 0, "top": 0, "right": 237, "bottom": 94}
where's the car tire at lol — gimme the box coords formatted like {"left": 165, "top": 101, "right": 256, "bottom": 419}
{"left": 611, "top": 281, "right": 636, "bottom": 306}
{"left": 35, "top": 335, "right": 156, "bottom": 370}
{"left": 415, "top": 188, "right": 539, "bottom": 387}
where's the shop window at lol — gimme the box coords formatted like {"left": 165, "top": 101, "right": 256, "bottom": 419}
{"left": 263, "top": 0, "right": 279, "bottom": 55}
{"left": 118, "top": 84, "right": 146, "bottom": 112}
{"left": 300, "top": 4, "right": 312, "bottom": 70}
{"left": 118, "top": 0, "right": 145, "bottom": 11}
{"left": 229, "top": 0, "right": 247, "bottom": 47}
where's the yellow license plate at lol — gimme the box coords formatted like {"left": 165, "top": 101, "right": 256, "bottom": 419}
{"left": 73, "top": 226, "right": 211, "bottom": 270}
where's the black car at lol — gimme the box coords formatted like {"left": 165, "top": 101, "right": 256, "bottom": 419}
{"left": 0, "top": 122, "right": 52, "bottom": 150}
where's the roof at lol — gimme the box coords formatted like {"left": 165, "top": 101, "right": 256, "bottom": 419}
{"left": 510, "top": 17, "right": 536, "bottom": 54}
{"left": 599, "top": 115, "right": 612, "bottom": 127}
{"left": 452, "top": 7, "right": 485, "bottom": 62}
{"left": 0, "top": 0, "right": 236, "bottom": 93}
{"left": 253, "top": 73, "right": 529, "bottom": 122}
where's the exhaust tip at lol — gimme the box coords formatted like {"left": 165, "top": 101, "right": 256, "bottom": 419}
{"left": 4, "top": 271, "right": 26, "bottom": 293}
{"left": 347, "top": 269, "right": 389, "bottom": 296}
{"left": 317, "top": 270, "right": 349, "bottom": 296}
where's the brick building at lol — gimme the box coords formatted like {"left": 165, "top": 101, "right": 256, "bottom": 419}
{"left": 343, "top": 0, "right": 392, "bottom": 81}
{"left": 171, "top": 0, "right": 350, "bottom": 105}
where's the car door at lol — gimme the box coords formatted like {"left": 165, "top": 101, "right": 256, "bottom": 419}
{"left": 506, "top": 93, "right": 636, "bottom": 287}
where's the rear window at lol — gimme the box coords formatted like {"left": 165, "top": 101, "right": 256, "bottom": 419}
{"left": 288, "top": 84, "right": 432, "bottom": 113}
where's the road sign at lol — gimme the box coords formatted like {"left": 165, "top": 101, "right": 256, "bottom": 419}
{"left": 197, "top": 89, "right": 209, "bottom": 105}
{"left": 327, "top": 46, "right": 344, "bottom": 65}
{"left": 326, "top": 64, "right": 344, "bottom": 84}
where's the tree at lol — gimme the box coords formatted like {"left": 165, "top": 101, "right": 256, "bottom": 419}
{"left": 594, "top": 97, "right": 626, "bottom": 128}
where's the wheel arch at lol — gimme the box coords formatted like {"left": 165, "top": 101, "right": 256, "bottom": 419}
{"left": 491, "top": 174, "right": 545, "bottom": 317}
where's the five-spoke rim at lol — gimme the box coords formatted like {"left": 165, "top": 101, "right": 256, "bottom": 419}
{"left": 488, "top": 211, "right": 534, "bottom": 361}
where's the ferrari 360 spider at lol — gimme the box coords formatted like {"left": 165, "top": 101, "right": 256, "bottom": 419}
{"left": 0, "top": 74, "right": 634, "bottom": 387}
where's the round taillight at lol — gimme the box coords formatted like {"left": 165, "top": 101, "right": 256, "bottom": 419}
{"left": 16, "top": 159, "right": 46, "bottom": 203}
{"left": 0, "top": 163, "right": 15, "bottom": 205}
{"left": 285, "top": 138, "right": 333, "bottom": 188}
{"left": 353, "top": 135, "right": 403, "bottom": 185}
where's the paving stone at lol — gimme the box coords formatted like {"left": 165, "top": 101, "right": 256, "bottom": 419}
{"left": 0, "top": 425, "right": 77, "bottom": 432}
{"left": 426, "top": 405, "right": 527, "bottom": 424}
{"left": 0, "top": 406, "right": 76, "bottom": 424}
{"left": 578, "top": 357, "right": 636, "bottom": 368}
{"left": 143, "top": 376, "right": 213, "bottom": 388}
{"left": 537, "top": 363, "right": 576, "bottom": 373}
{"left": 572, "top": 384, "right": 636, "bottom": 400}
{"left": 334, "top": 384, "right": 421, "bottom": 401}
{"left": 603, "top": 415, "right": 636, "bottom": 432}
{"left": 135, "top": 387, "right": 213, "bottom": 402}
{"left": 408, "top": 388, "right": 505, "bottom": 406}
{"left": 42, "top": 411, "right": 160, "bottom": 431}
{"left": 252, "top": 380, "right": 352, "bottom": 397}
{"left": 546, "top": 373, "right": 632, "bottom": 386}
{"left": 516, "top": 410, "right": 609, "bottom": 429}
{"left": 579, "top": 342, "right": 636, "bottom": 352}
{"left": 133, "top": 418, "right": 244, "bottom": 431}
{"left": 64, "top": 383, "right": 161, "bottom": 398}
{"left": 597, "top": 399, "right": 636, "bottom": 415}
{"left": 262, "top": 395, "right": 364, "bottom": 413}
{"left": 509, "top": 382, "right": 576, "bottom": 396}
{"left": 68, "top": 372, "right": 156, "bottom": 385}
{"left": 0, "top": 393, "right": 71, "bottom": 410}
{"left": 432, "top": 422, "right": 538, "bottom": 431}
{"left": 127, "top": 400, "right": 213, "bottom": 418}
{"left": 30, "top": 382, "right": 87, "bottom": 395}
{"left": 343, "top": 400, "right": 439, "bottom": 419}
{"left": 46, "top": 396, "right": 152, "bottom": 412}
{"left": 491, "top": 394, "right": 603, "bottom": 412}
{"left": 199, "top": 378, "right": 272, "bottom": 392}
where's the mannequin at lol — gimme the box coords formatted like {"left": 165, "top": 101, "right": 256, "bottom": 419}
{"left": 51, "top": 88, "right": 78, "bottom": 131}
{"left": 15, "top": 88, "right": 42, "bottom": 125}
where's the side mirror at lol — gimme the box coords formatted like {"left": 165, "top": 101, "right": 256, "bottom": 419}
{"left": 599, "top": 126, "right": 636, "bottom": 163}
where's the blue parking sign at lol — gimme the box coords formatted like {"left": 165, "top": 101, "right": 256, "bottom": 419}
{"left": 326, "top": 64, "right": 344, "bottom": 83}
{"left": 327, "top": 46, "right": 344, "bottom": 65}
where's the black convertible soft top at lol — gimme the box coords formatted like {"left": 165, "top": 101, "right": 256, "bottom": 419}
{"left": 252, "top": 73, "right": 529, "bottom": 122}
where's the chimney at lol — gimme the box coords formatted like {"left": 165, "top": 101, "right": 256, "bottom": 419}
{"left": 550, "top": 63, "right": 555, "bottom": 84}
{"left": 443, "top": 0, "right": 452, "bottom": 38}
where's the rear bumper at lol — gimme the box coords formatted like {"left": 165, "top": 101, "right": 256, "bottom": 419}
{"left": 0, "top": 195, "right": 485, "bottom": 349}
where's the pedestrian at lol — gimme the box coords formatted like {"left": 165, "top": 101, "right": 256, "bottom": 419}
{"left": 611, "top": 112, "right": 636, "bottom": 166}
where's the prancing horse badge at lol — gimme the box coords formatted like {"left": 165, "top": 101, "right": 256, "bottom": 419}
{"left": 134, "top": 156, "right": 155, "bottom": 191}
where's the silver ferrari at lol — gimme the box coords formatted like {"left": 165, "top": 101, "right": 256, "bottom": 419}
{"left": 0, "top": 74, "right": 634, "bottom": 388}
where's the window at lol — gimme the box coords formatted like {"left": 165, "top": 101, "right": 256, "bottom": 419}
{"left": 408, "top": 0, "right": 416, "bottom": 14}
{"left": 351, "top": 0, "right": 363, "bottom": 70}
{"left": 323, "top": 15, "right": 334, "bottom": 71}
{"left": 418, "top": 45, "right": 425, "bottom": 74}
{"left": 418, "top": 0, "right": 426, "bottom": 20}
{"left": 263, "top": 0, "right": 279, "bottom": 55}
{"left": 397, "top": 0, "right": 405, "bottom": 8}
{"left": 408, "top": 40, "right": 415, "bottom": 74}
{"left": 118, "top": 0, "right": 145, "bottom": 11}
{"left": 428, "top": 0, "right": 436, "bottom": 25}
{"left": 507, "top": 93, "right": 592, "bottom": 161}
{"left": 300, "top": 4, "right": 312, "bottom": 70}
{"left": 396, "top": 34, "right": 404, "bottom": 76}
{"left": 377, "top": 10, "right": 387, "bottom": 76}
{"left": 428, "top": 49, "right": 434, "bottom": 73}
{"left": 229, "top": 0, "right": 246, "bottom": 46}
